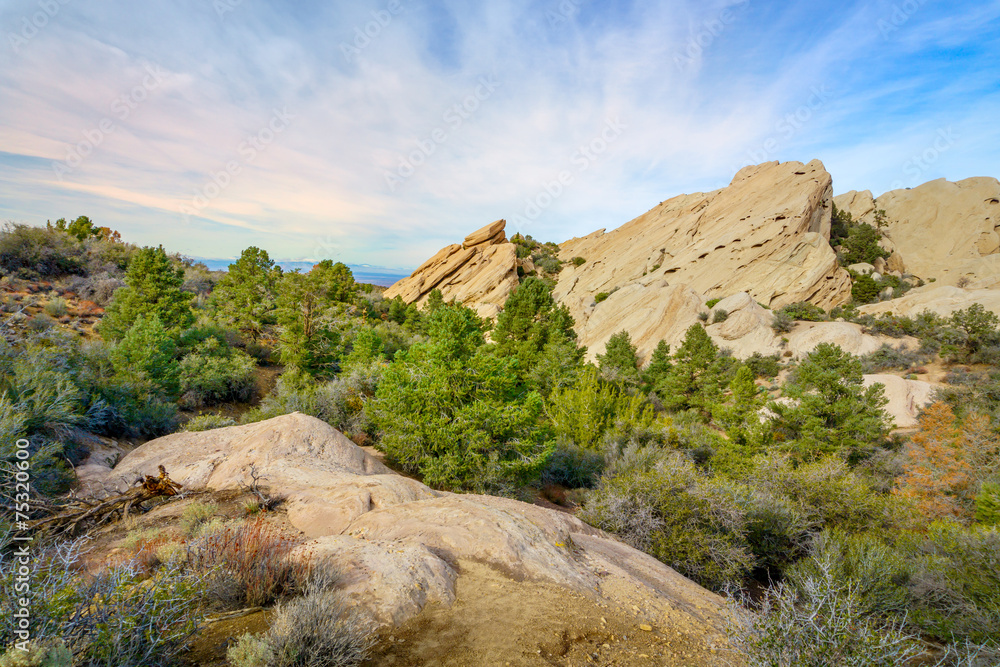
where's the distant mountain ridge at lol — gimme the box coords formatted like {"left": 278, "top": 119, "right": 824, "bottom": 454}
{"left": 192, "top": 258, "right": 412, "bottom": 287}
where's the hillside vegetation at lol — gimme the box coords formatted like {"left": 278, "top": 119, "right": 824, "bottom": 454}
{"left": 1, "top": 218, "right": 999, "bottom": 666}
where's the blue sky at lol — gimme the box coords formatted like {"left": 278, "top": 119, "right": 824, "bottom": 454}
{"left": 1, "top": 0, "right": 998, "bottom": 270}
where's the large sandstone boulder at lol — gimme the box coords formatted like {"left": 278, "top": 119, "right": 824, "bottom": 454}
{"left": 556, "top": 160, "right": 852, "bottom": 359}
{"left": 705, "top": 292, "right": 782, "bottom": 358}
{"left": 785, "top": 321, "right": 918, "bottom": 359}
{"left": 107, "top": 413, "right": 438, "bottom": 537}
{"left": 863, "top": 374, "right": 938, "bottom": 429}
{"left": 835, "top": 178, "right": 1000, "bottom": 287}
{"left": 383, "top": 220, "right": 520, "bottom": 319}
{"left": 858, "top": 284, "right": 1000, "bottom": 319}
{"left": 97, "top": 414, "right": 729, "bottom": 651}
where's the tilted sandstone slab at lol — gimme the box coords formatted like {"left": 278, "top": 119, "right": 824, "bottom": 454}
{"left": 95, "top": 414, "right": 729, "bottom": 639}
{"left": 555, "top": 160, "right": 851, "bottom": 359}
{"left": 383, "top": 219, "right": 519, "bottom": 320}
{"left": 858, "top": 284, "right": 1000, "bottom": 319}
{"left": 835, "top": 178, "right": 1000, "bottom": 287}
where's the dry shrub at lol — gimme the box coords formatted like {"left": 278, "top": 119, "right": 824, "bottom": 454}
{"left": 227, "top": 563, "right": 374, "bottom": 667}
{"left": 189, "top": 517, "right": 308, "bottom": 608}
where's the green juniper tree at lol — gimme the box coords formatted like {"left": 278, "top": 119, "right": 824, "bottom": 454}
{"left": 489, "top": 277, "right": 583, "bottom": 392}
{"left": 656, "top": 325, "right": 733, "bottom": 416}
{"left": 597, "top": 330, "right": 641, "bottom": 388}
{"left": 770, "top": 343, "right": 891, "bottom": 464}
{"left": 98, "top": 246, "right": 194, "bottom": 340}
{"left": 275, "top": 261, "right": 355, "bottom": 374}
{"left": 368, "top": 303, "right": 552, "bottom": 493}
{"left": 210, "top": 246, "right": 282, "bottom": 342}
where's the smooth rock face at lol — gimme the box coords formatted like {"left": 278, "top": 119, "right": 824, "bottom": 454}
{"left": 863, "top": 374, "right": 938, "bottom": 429}
{"left": 705, "top": 293, "right": 782, "bottom": 358}
{"left": 785, "top": 321, "right": 918, "bottom": 359}
{"left": 835, "top": 178, "right": 1000, "bottom": 287}
{"left": 383, "top": 220, "right": 520, "bottom": 320}
{"left": 858, "top": 284, "right": 1000, "bottom": 319}
{"left": 108, "top": 413, "right": 438, "bottom": 538}
{"left": 97, "top": 415, "right": 729, "bottom": 636}
{"left": 555, "top": 160, "right": 851, "bottom": 359}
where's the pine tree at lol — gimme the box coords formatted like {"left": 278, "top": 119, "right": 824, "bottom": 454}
{"left": 641, "top": 340, "right": 672, "bottom": 391}
{"left": 597, "top": 330, "right": 641, "bottom": 387}
{"left": 274, "top": 261, "right": 356, "bottom": 373}
{"left": 771, "top": 343, "right": 891, "bottom": 463}
{"left": 490, "top": 277, "right": 583, "bottom": 390}
{"left": 211, "top": 246, "right": 282, "bottom": 342}
{"left": 656, "top": 325, "right": 732, "bottom": 415}
{"left": 98, "top": 246, "right": 194, "bottom": 340}
{"left": 110, "top": 314, "right": 180, "bottom": 397}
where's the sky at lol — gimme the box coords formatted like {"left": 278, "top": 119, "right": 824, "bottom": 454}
{"left": 1, "top": 0, "right": 998, "bottom": 270}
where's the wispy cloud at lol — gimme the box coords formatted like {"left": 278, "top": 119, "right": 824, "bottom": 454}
{"left": 0, "top": 0, "right": 997, "bottom": 268}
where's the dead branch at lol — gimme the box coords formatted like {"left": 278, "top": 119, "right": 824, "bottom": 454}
{"left": 28, "top": 466, "right": 183, "bottom": 536}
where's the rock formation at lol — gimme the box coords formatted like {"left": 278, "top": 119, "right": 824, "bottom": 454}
{"left": 97, "top": 414, "right": 729, "bottom": 656}
{"left": 835, "top": 177, "right": 1000, "bottom": 287}
{"left": 863, "top": 374, "right": 938, "bottom": 429}
{"left": 858, "top": 284, "right": 1000, "bottom": 319}
{"left": 383, "top": 219, "right": 520, "bottom": 319}
{"left": 554, "top": 160, "right": 852, "bottom": 359}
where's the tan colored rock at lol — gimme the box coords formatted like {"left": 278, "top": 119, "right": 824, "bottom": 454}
{"left": 107, "top": 413, "right": 439, "bottom": 538}
{"left": 556, "top": 160, "right": 852, "bottom": 360}
{"left": 89, "top": 415, "right": 729, "bottom": 643}
{"left": 573, "top": 281, "right": 705, "bottom": 363}
{"left": 785, "top": 322, "right": 917, "bottom": 359}
{"left": 705, "top": 292, "right": 782, "bottom": 358}
{"left": 863, "top": 374, "right": 938, "bottom": 429}
{"left": 858, "top": 284, "right": 1000, "bottom": 319}
{"left": 834, "top": 189, "right": 876, "bottom": 220}
{"left": 384, "top": 220, "right": 519, "bottom": 320}
{"left": 887, "top": 251, "right": 906, "bottom": 274}
{"left": 837, "top": 178, "right": 1000, "bottom": 287}
{"left": 463, "top": 219, "right": 506, "bottom": 248}
{"left": 848, "top": 263, "right": 875, "bottom": 275}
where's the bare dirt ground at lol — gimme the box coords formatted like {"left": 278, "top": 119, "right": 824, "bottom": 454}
{"left": 363, "top": 561, "right": 722, "bottom": 667}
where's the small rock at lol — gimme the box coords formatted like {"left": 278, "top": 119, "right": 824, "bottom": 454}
{"left": 639, "top": 624, "right": 653, "bottom": 632}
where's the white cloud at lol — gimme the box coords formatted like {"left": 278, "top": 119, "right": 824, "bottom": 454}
{"left": 0, "top": 0, "right": 997, "bottom": 267}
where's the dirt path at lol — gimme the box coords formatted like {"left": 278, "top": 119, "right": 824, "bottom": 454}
{"left": 363, "top": 561, "right": 720, "bottom": 667}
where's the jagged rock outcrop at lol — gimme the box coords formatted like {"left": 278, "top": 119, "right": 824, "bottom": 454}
{"left": 97, "top": 414, "right": 729, "bottom": 655}
{"left": 383, "top": 219, "right": 520, "bottom": 319}
{"left": 555, "top": 160, "right": 851, "bottom": 358}
{"left": 835, "top": 177, "right": 1000, "bottom": 287}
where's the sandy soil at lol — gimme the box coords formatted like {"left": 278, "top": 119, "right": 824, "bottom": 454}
{"left": 363, "top": 561, "right": 721, "bottom": 667}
